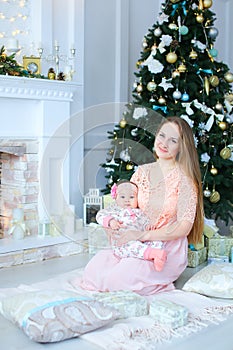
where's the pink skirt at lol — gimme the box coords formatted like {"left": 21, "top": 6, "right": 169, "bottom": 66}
{"left": 81, "top": 238, "right": 188, "bottom": 296}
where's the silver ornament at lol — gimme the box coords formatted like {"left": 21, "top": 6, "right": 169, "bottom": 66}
{"left": 131, "top": 128, "right": 138, "bottom": 137}
{"left": 204, "top": 189, "right": 211, "bottom": 197}
{"left": 120, "top": 149, "right": 131, "bottom": 162}
{"left": 208, "top": 27, "right": 219, "bottom": 39}
{"left": 173, "top": 89, "right": 182, "bottom": 100}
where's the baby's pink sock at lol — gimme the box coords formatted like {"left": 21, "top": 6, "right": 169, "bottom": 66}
{"left": 144, "top": 247, "right": 167, "bottom": 272}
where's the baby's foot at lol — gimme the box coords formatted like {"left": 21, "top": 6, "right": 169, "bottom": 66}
{"left": 144, "top": 247, "right": 167, "bottom": 272}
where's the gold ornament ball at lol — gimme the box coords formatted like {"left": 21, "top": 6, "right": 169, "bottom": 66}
{"left": 119, "top": 118, "right": 127, "bottom": 128}
{"left": 170, "top": 0, "right": 180, "bottom": 3}
{"left": 203, "top": 0, "right": 213, "bottom": 8}
{"left": 220, "top": 147, "right": 232, "bottom": 160}
{"left": 210, "top": 166, "right": 218, "bottom": 175}
{"left": 224, "top": 72, "right": 233, "bottom": 83}
{"left": 136, "top": 84, "right": 143, "bottom": 93}
{"left": 169, "top": 23, "right": 178, "bottom": 30}
{"left": 158, "top": 96, "right": 166, "bottom": 105}
{"left": 166, "top": 52, "right": 178, "bottom": 64}
{"left": 209, "top": 190, "right": 220, "bottom": 203}
{"left": 215, "top": 102, "right": 223, "bottom": 111}
{"left": 218, "top": 121, "right": 228, "bottom": 131}
{"left": 147, "top": 81, "right": 157, "bottom": 92}
{"left": 126, "top": 163, "right": 134, "bottom": 171}
{"left": 196, "top": 14, "right": 204, "bottom": 23}
{"left": 209, "top": 75, "right": 219, "bottom": 87}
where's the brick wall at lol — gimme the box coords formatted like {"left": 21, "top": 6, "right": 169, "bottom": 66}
{"left": 0, "top": 140, "right": 39, "bottom": 237}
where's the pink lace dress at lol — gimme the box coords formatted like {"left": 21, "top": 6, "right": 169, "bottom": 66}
{"left": 81, "top": 163, "right": 197, "bottom": 295}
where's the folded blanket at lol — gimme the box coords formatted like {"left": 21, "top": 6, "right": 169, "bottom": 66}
{"left": 1, "top": 268, "right": 233, "bottom": 350}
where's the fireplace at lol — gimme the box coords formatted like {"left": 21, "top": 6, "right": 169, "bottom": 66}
{"left": 0, "top": 75, "right": 81, "bottom": 240}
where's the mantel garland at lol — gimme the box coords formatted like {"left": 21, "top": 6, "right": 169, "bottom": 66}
{"left": 0, "top": 46, "right": 46, "bottom": 79}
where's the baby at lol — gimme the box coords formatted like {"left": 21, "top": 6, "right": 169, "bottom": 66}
{"left": 96, "top": 180, "right": 167, "bottom": 271}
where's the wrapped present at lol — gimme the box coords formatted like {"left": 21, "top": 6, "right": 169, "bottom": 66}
{"left": 87, "top": 223, "right": 110, "bottom": 255}
{"left": 207, "top": 233, "right": 233, "bottom": 259}
{"left": 93, "top": 290, "right": 148, "bottom": 319}
{"left": 103, "top": 194, "right": 114, "bottom": 208}
{"left": 203, "top": 217, "right": 219, "bottom": 239}
{"left": 188, "top": 247, "right": 207, "bottom": 267}
{"left": 149, "top": 299, "right": 188, "bottom": 329}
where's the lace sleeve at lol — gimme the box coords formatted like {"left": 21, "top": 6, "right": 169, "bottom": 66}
{"left": 177, "top": 174, "right": 197, "bottom": 224}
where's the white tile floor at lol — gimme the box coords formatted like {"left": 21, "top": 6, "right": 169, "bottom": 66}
{"left": 1, "top": 254, "right": 233, "bottom": 350}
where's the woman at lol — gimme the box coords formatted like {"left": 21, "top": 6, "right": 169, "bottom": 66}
{"left": 81, "top": 117, "right": 204, "bottom": 295}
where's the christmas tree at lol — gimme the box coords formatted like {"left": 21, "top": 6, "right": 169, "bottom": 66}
{"left": 101, "top": 0, "right": 233, "bottom": 224}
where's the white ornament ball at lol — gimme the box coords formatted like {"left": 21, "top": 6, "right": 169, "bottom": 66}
{"left": 154, "top": 27, "right": 162, "bottom": 37}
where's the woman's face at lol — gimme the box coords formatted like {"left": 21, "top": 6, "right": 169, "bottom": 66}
{"left": 154, "top": 122, "right": 181, "bottom": 161}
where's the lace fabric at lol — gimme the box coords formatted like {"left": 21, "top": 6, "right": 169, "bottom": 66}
{"left": 131, "top": 163, "right": 197, "bottom": 228}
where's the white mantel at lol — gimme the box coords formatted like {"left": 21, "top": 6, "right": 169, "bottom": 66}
{"left": 0, "top": 75, "right": 83, "bottom": 225}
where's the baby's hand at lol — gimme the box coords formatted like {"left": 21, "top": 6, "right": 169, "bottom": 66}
{"left": 145, "top": 224, "right": 156, "bottom": 230}
{"left": 109, "top": 219, "right": 121, "bottom": 230}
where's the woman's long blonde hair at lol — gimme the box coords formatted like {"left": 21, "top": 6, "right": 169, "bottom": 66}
{"left": 156, "top": 117, "right": 204, "bottom": 244}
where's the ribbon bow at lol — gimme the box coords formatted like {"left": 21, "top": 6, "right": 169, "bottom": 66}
{"left": 153, "top": 105, "right": 168, "bottom": 114}
{"left": 171, "top": 1, "right": 187, "bottom": 16}
{"left": 110, "top": 183, "right": 118, "bottom": 199}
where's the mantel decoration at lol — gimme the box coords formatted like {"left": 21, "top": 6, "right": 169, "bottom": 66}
{"left": 0, "top": 45, "right": 46, "bottom": 79}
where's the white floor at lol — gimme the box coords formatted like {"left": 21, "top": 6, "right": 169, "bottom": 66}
{"left": 1, "top": 254, "right": 233, "bottom": 350}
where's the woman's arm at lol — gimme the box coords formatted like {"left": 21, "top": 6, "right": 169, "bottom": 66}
{"left": 113, "top": 220, "right": 193, "bottom": 245}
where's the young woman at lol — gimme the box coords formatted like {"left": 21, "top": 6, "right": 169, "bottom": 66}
{"left": 81, "top": 117, "right": 204, "bottom": 295}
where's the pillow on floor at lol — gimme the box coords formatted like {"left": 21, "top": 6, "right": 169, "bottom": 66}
{"left": 0, "top": 290, "right": 119, "bottom": 343}
{"left": 182, "top": 263, "right": 233, "bottom": 298}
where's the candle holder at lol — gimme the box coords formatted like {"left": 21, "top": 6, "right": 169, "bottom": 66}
{"left": 38, "top": 42, "right": 76, "bottom": 79}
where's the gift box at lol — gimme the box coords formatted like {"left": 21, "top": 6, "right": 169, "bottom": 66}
{"left": 87, "top": 223, "right": 110, "bottom": 255}
{"left": 208, "top": 256, "right": 229, "bottom": 264}
{"left": 149, "top": 299, "right": 188, "bottom": 329}
{"left": 207, "top": 233, "right": 233, "bottom": 259}
{"left": 188, "top": 247, "right": 207, "bottom": 267}
{"left": 93, "top": 290, "right": 148, "bottom": 319}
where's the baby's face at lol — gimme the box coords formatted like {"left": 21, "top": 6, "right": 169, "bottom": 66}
{"left": 115, "top": 183, "right": 138, "bottom": 209}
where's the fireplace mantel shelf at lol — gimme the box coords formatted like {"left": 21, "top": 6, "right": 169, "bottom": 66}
{"left": 0, "top": 75, "right": 81, "bottom": 102}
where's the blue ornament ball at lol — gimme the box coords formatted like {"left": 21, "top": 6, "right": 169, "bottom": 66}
{"left": 181, "top": 92, "right": 190, "bottom": 102}
{"left": 179, "top": 26, "right": 189, "bottom": 35}
{"left": 209, "top": 48, "right": 218, "bottom": 57}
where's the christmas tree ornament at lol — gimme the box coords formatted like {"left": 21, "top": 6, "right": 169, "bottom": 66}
{"left": 126, "top": 163, "right": 134, "bottom": 171}
{"left": 168, "top": 23, "right": 178, "bottom": 30}
{"left": 215, "top": 102, "right": 223, "bottom": 111}
{"left": 178, "top": 63, "right": 186, "bottom": 73}
{"left": 179, "top": 26, "right": 189, "bottom": 36}
{"left": 210, "top": 190, "right": 220, "bottom": 203}
{"left": 204, "top": 77, "right": 210, "bottom": 95}
{"left": 108, "top": 176, "right": 113, "bottom": 185}
{"left": 136, "top": 60, "right": 142, "bottom": 69}
{"left": 131, "top": 128, "right": 138, "bottom": 137}
{"left": 203, "top": 0, "right": 213, "bottom": 8}
{"left": 189, "top": 49, "right": 198, "bottom": 59}
{"left": 218, "top": 121, "right": 227, "bottom": 131}
{"left": 170, "top": 0, "right": 180, "bottom": 3}
{"left": 196, "top": 14, "right": 204, "bottom": 23}
{"left": 198, "top": 0, "right": 204, "bottom": 10}
{"left": 136, "top": 83, "right": 143, "bottom": 93}
{"left": 119, "top": 118, "right": 127, "bottom": 128}
{"left": 209, "top": 75, "right": 219, "bottom": 87}
{"left": 173, "top": 89, "right": 182, "bottom": 100}
{"left": 149, "top": 96, "right": 156, "bottom": 103}
{"left": 209, "top": 48, "right": 218, "bottom": 58}
{"left": 208, "top": 27, "right": 219, "bottom": 39}
{"left": 203, "top": 186, "right": 211, "bottom": 197}
{"left": 172, "top": 69, "right": 180, "bottom": 78}
{"left": 147, "top": 80, "right": 157, "bottom": 92}
{"left": 220, "top": 146, "right": 232, "bottom": 160}
{"left": 166, "top": 52, "right": 178, "bottom": 64}
{"left": 158, "top": 96, "right": 166, "bottom": 105}
{"left": 154, "top": 27, "right": 162, "bottom": 37}
{"left": 210, "top": 165, "right": 218, "bottom": 175}
{"left": 181, "top": 92, "right": 190, "bottom": 102}
{"left": 120, "top": 149, "right": 131, "bottom": 162}
{"left": 142, "top": 38, "right": 148, "bottom": 49}
{"left": 224, "top": 71, "right": 233, "bottom": 83}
